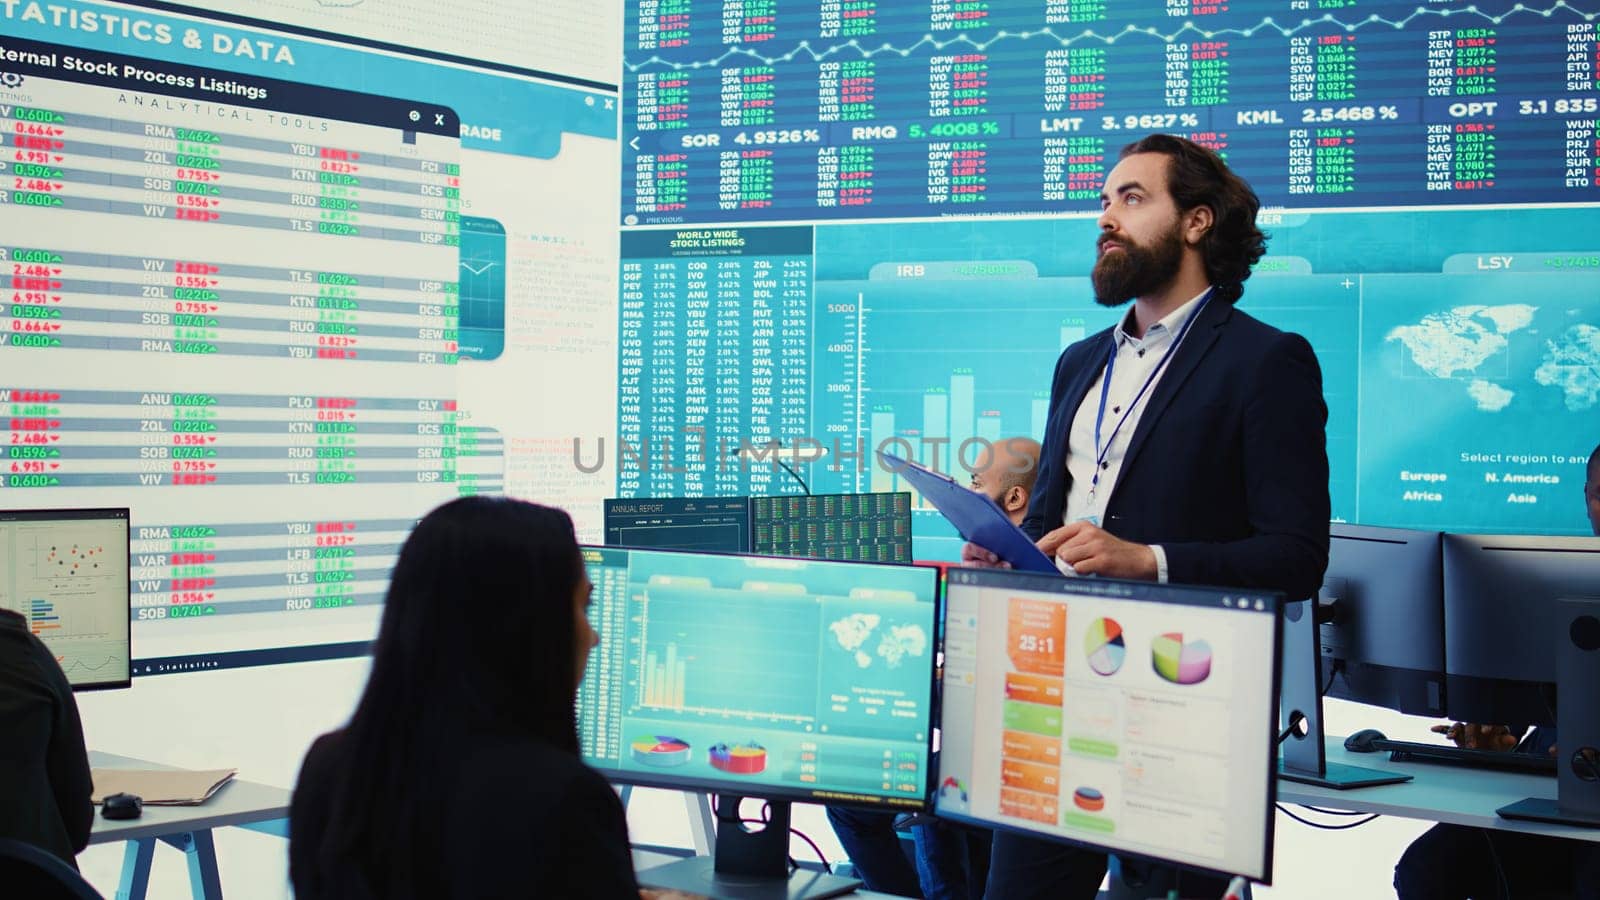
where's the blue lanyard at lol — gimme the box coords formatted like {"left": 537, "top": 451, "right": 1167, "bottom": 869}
{"left": 1090, "top": 289, "right": 1214, "bottom": 492}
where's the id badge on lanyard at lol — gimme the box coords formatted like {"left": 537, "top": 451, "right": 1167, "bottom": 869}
{"left": 1088, "top": 288, "right": 1214, "bottom": 506}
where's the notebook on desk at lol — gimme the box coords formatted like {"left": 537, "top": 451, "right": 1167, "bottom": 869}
{"left": 92, "top": 768, "right": 236, "bottom": 806}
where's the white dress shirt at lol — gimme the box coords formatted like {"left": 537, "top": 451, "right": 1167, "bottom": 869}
{"left": 1061, "top": 288, "right": 1213, "bottom": 582}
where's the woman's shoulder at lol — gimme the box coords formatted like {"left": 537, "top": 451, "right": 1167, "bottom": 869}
{"left": 464, "top": 734, "right": 598, "bottom": 781}
{"left": 293, "top": 729, "right": 350, "bottom": 794}
{"left": 305, "top": 728, "right": 349, "bottom": 762}
{"left": 452, "top": 735, "right": 616, "bottom": 811}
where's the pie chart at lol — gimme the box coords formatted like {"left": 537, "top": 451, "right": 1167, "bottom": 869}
{"left": 1152, "top": 633, "right": 1212, "bottom": 685}
{"left": 709, "top": 741, "right": 768, "bottom": 774}
{"left": 1083, "top": 617, "right": 1126, "bottom": 677}
{"left": 630, "top": 735, "right": 692, "bottom": 767}
{"left": 1073, "top": 787, "right": 1106, "bottom": 812}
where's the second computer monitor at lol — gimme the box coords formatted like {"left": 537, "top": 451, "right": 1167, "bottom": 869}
{"left": 751, "top": 491, "right": 912, "bottom": 563}
{"left": 1442, "top": 533, "right": 1600, "bottom": 727}
{"left": 1319, "top": 524, "right": 1446, "bottom": 717}
{"left": 0, "top": 508, "right": 132, "bottom": 691}
{"left": 937, "top": 568, "right": 1282, "bottom": 884}
{"left": 577, "top": 545, "right": 940, "bottom": 810}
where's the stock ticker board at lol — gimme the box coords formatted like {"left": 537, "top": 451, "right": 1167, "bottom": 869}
{"left": 618, "top": 2, "right": 1600, "bottom": 556}
{"left": 623, "top": 0, "right": 1600, "bottom": 223}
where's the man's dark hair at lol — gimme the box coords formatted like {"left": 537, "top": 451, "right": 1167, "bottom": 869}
{"left": 1588, "top": 442, "right": 1600, "bottom": 482}
{"left": 1119, "top": 134, "right": 1267, "bottom": 304}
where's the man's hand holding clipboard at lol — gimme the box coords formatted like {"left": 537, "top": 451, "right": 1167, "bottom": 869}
{"left": 879, "top": 451, "right": 1160, "bottom": 579}
{"left": 876, "top": 451, "right": 1058, "bottom": 573}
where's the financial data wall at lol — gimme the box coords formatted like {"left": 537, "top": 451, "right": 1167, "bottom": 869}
{"left": 618, "top": 1, "right": 1600, "bottom": 559}
{"left": 1, "top": 0, "right": 620, "bottom": 671}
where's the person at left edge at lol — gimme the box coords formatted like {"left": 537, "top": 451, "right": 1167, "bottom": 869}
{"left": 0, "top": 605, "right": 94, "bottom": 868}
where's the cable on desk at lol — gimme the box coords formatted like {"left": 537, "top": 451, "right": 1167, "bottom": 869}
{"left": 1276, "top": 804, "right": 1380, "bottom": 830}
{"left": 1480, "top": 828, "right": 1510, "bottom": 900}
{"left": 1276, "top": 664, "right": 1340, "bottom": 745}
{"left": 723, "top": 800, "right": 832, "bottom": 875}
{"left": 786, "top": 825, "right": 832, "bottom": 874}
{"left": 1296, "top": 805, "right": 1371, "bottom": 817}
{"left": 1276, "top": 713, "right": 1304, "bottom": 746}
{"left": 762, "top": 801, "right": 832, "bottom": 875}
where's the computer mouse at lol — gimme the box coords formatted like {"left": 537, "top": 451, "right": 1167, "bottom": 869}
{"left": 1343, "top": 728, "right": 1388, "bottom": 753}
{"left": 102, "top": 792, "right": 143, "bottom": 820}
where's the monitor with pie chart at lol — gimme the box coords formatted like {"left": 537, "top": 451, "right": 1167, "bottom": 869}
{"left": 937, "top": 568, "right": 1284, "bottom": 884}
{"left": 575, "top": 545, "right": 941, "bottom": 897}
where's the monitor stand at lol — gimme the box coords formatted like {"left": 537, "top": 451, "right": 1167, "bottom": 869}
{"left": 1277, "top": 598, "right": 1412, "bottom": 790}
{"left": 1498, "top": 598, "right": 1600, "bottom": 829}
{"left": 637, "top": 795, "right": 863, "bottom": 900}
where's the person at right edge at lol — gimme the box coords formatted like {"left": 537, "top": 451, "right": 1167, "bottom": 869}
{"left": 1391, "top": 442, "right": 1600, "bottom": 900}
{"left": 962, "top": 133, "right": 1331, "bottom": 899}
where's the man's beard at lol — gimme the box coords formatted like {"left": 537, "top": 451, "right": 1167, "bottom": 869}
{"left": 1091, "top": 221, "right": 1185, "bottom": 306}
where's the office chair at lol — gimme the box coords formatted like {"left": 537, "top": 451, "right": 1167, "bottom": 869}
{"left": 0, "top": 837, "right": 103, "bottom": 900}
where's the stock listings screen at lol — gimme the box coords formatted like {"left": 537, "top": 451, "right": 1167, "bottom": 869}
{"left": 1, "top": 0, "right": 618, "bottom": 672}
{"left": 618, "top": 1, "right": 1600, "bottom": 559}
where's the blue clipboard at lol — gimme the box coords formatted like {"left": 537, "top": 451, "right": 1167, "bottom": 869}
{"left": 877, "top": 451, "right": 1057, "bottom": 573}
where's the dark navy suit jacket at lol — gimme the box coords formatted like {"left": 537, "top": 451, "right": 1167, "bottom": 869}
{"left": 1021, "top": 296, "right": 1331, "bottom": 602}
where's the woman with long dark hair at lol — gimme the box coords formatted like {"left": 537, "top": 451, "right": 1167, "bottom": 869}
{"left": 288, "top": 497, "right": 645, "bottom": 898}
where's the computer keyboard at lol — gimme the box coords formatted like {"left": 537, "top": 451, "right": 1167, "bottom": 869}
{"left": 1374, "top": 739, "right": 1557, "bottom": 776}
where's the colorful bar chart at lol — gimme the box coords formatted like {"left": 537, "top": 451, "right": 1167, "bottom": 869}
{"left": 29, "top": 598, "right": 60, "bottom": 634}
{"left": 641, "top": 642, "right": 688, "bottom": 710}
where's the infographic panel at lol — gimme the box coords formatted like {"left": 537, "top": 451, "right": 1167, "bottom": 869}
{"left": 3, "top": 0, "right": 619, "bottom": 671}
{"left": 623, "top": 0, "right": 1600, "bottom": 224}
{"left": 578, "top": 546, "right": 937, "bottom": 808}
{"left": 937, "top": 570, "right": 1279, "bottom": 882}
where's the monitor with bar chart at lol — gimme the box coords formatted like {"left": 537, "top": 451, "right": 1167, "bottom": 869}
{"left": 576, "top": 545, "right": 940, "bottom": 809}
{"left": 0, "top": 508, "right": 132, "bottom": 690}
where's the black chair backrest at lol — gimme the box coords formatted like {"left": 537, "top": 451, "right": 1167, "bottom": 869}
{"left": 0, "top": 837, "right": 103, "bottom": 900}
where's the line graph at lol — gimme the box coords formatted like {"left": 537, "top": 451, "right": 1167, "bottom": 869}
{"left": 626, "top": 4, "right": 1600, "bottom": 71}
{"left": 60, "top": 655, "right": 126, "bottom": 674}
{"left": 458, "top": 215, "right": 506, "bottom": 361}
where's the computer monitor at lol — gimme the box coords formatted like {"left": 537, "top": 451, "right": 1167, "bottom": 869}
{"left": 1318, "top": 524, "right": 1446, "bottom": 717}
{"left": 751, "top": 491, "right": 912, "bottom": 563}
{"left": 0, "top": 508, "right": 131, "bottom": 691}
{"left": 602, "top": 497, "right": 750, "bottom": 553}
{"left": 937, "top": 568, "right": 1282, "bottom": 884}
{"left": 1442, "top": 533, "right": 1600, "bottom": 727}
{"left": 577, "top": 545, "right": 940, "bottom": 897}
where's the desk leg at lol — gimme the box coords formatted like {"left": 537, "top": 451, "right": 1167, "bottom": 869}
{"left": 685, "top": 793, "right": 714, "bottom": 856}
{"left": 116, "top": 838, "right": 155, "bottom": 900}
{"left": 158, "top": 830, "right": 223, "bottom": 900}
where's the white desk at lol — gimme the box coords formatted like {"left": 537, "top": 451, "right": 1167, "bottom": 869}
{"left": 89, "top": 751, "right": 290, "bottom": 900}
{"left": 1280, "top": 739, "right": 1600, "bottom": 843}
